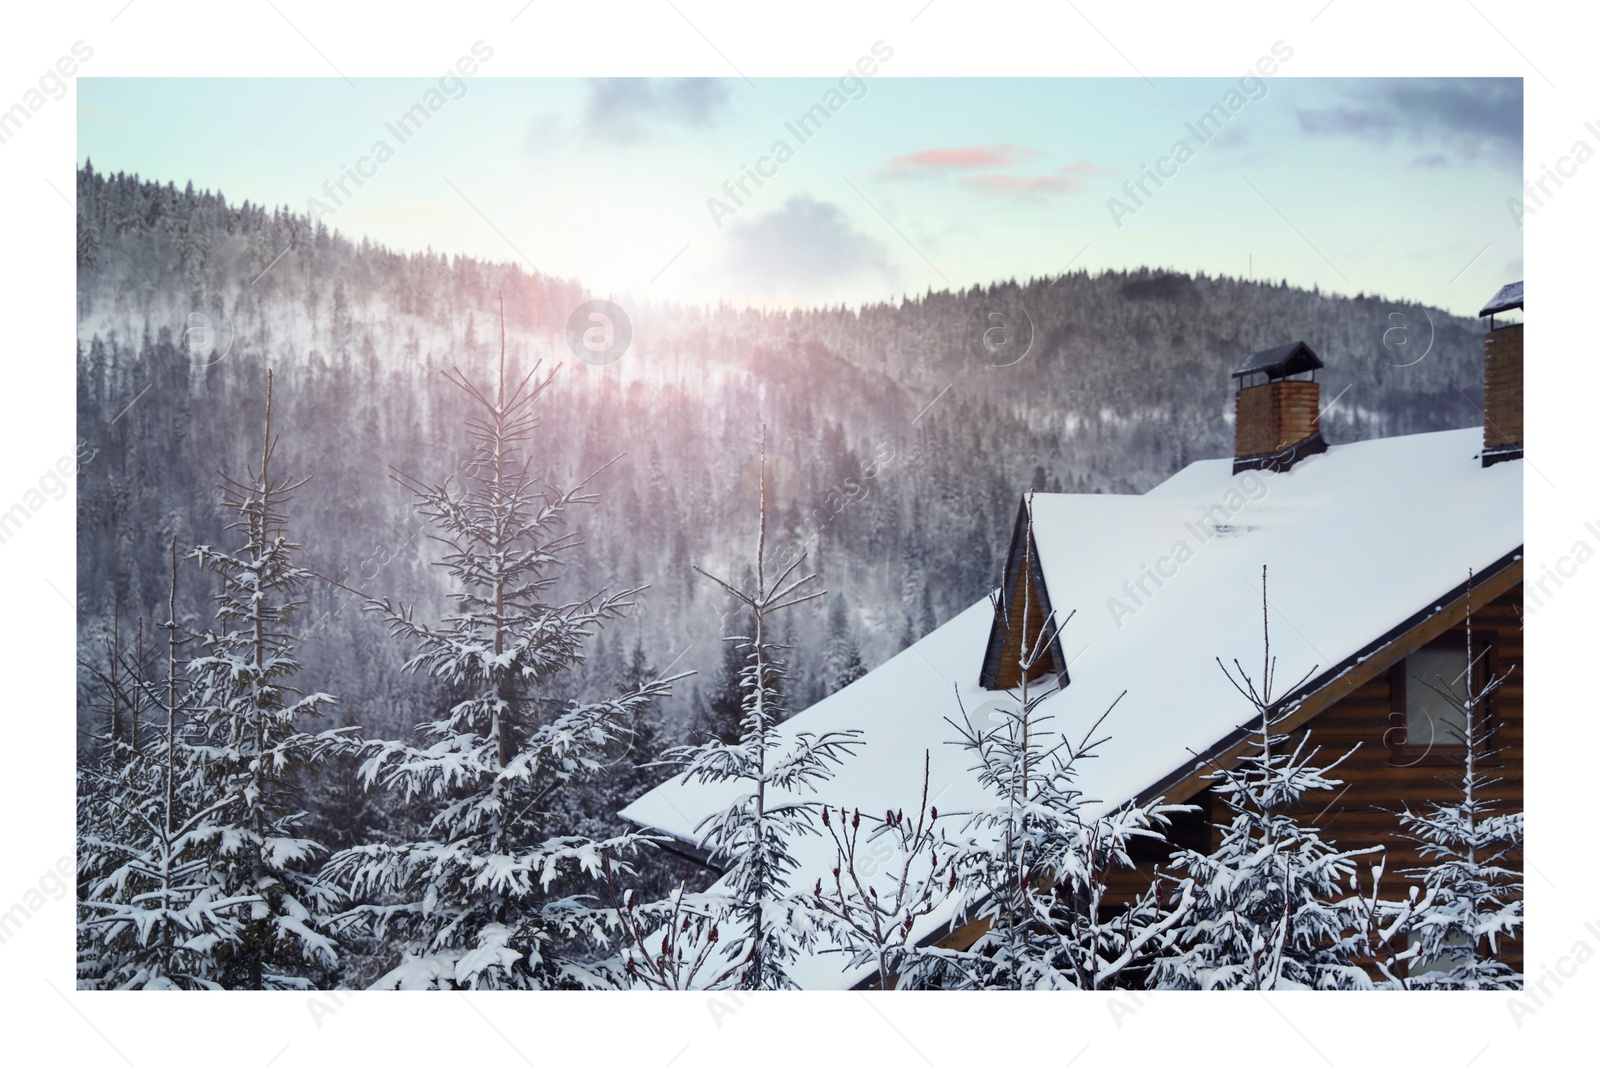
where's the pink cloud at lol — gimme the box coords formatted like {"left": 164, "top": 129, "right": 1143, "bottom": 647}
{"left": 883, "top": 143, "right": 1041, "bottom": 174}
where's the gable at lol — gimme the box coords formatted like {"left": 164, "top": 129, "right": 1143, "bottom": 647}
{"left": 978, "top": 497, "right": 1069, "bottom": 690}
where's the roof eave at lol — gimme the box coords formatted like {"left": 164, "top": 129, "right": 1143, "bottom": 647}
{"left": 616, "top": 814, "right": 722, "bottom": 871}
{"left": 1132, "top": 545, "right": 1525, "bottom": 808}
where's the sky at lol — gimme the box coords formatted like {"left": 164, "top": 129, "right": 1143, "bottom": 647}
{"left": 78, "top": 70, "right": 1523, "bottom": 317}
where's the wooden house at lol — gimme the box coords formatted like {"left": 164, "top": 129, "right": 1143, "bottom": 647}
{"left": 622, "top": 282, "right": 1525, "bottom": 988}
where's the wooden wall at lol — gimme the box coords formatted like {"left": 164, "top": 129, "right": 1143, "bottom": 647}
{"left": 981, "top": 582, "right": 1525, "bottom": 977}
{"left": 1116, "top": 582, "right": 1525, "bottom": 972}
{"left": 1282, "top": 581, "right": 1524, "bottom": 969}
{"left": 991, "top": 560, "right": 1053, "bottom": 690}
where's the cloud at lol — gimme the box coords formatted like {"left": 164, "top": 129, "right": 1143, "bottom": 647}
{"left": 720, "top": 195, "right": 894, "bottom": 296}
{"left": 960, "top": 162, "right": 1101, "bottom": 198}
{"left": 1208, "top": 125, "right": 1250, "bottom": 150}
{"left": 524, "top": 112, "right": 562, "bottom": 151}
{"left": 1295, "top": 78, "right": 1521, "bottom": 170}
{"left": 882, "top": 148, "right": 1103, "bottom": 198}
{"left": 961, "top": 172, "right": 1085, "bottom": 198}
{"left": 579, "top": 78, "right": 732, "bottom": 143}
{"left": 883, "top": 143, "right": 1041, "bottom": 176}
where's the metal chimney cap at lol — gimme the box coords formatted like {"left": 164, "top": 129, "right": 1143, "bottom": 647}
{"left": 1480, "top": 280, "right": 1524, "bottom": 318}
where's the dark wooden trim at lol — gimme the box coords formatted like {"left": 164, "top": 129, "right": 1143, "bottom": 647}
{"left": 615, "top": 816, "right": 722, "bottom": 872}
{"left": 1475, "top": 637, "right": 1508, "bottom": 771}
{"left": 1483, "top": 445, "right": 1523, "bottom": 467}
{"left": 1025, "top": 527, "right": 1070, "bottom": 687}
{"left": 977, "top": 501, "right": 1029, "bottom": 690}
{"left": 1387, "top": 658, "right": 1408, "bottom": 762}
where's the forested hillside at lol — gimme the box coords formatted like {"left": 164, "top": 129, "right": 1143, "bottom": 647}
{"left": 74, "top": 160, "right": 1488, "bottom": 764}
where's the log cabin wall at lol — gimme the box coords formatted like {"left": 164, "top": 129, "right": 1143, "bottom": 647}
{"left": 1100, "top": 582, "right": 1523, "bottom": 972}
{"left": 1279, "top": 581, "right": 1524, "bottom": 969}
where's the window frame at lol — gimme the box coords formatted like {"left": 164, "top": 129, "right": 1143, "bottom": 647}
{"left": 1386, "top": 634, "right": 1498, "bottom": 768}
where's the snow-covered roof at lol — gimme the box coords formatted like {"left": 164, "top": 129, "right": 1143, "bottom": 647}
{"left": 620, "top": 426, "right": 1523, "bottom": 988}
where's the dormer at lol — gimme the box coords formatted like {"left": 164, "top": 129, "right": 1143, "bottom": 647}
{"left": 979, "top": 498, "right": 1069, "bottom": 691}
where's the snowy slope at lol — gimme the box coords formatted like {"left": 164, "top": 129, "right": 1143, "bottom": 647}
{"left": 620, "top": 426, "right": 1523, "bottom": 988}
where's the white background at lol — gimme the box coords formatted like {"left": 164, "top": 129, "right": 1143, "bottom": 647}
{"left": 0, "top": 2, "right": 1590, "bottom": 1065}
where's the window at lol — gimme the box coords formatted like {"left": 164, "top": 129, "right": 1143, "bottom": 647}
{"left": 1387, "top": 639, "right": 1493, "bottom": 766}
{"left": 1405, "top": 929, "right": 1475, "bottom": 982}
{"left": 1404, "top": 647, "right": 1471, "bottom": 747}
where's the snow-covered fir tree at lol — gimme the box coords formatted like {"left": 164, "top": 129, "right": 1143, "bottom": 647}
{"left": 616, "top": 635, "right": 674, "bottom": 795}
{"left": 182, "top": 376, "right": 358, "bottom": 988}
{"left": 703, "top": 585, "right": 750, "bottom": 742}
{"left": 1393, "top": 578, "right": 1523, "bottom": 989}
{"left": 79, "top": 379, "right": 357, "bottom": 989}
{"left": 938, "top": 494, "right": 1191, "bottom": 990}
{"left": 78, "top": 543, "right": 228, "bottom": 989}
{"left": 78, "top": 597, "right": 144, "bottom": 766}
{"left": 1151, "top": 567, "right": 1382, "bottom": 991}
{"left": 822, "top": 593, "right": 866, "bottom": 694}
{"left": 324, "top": 300, "right": 674, "bottom": 989}
{"left": 659, "top": 428, "right": 861, "bottom": 989}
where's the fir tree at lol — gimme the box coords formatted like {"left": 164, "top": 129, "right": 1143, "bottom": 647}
{"left": 918, "top": 584, "right": 937, "bottom": 639}
{"left": 822, "top": 593, "right": 866, "bottom": 693}
{"left": 1393, "top": 576, "right": 1523, "bottom": 989}
{"left": 78, "top": 595, "right": 144, "bottom": 769}
{"left": 1151, "top": 567, "right": 1381, "bottom": 991}
{"left": 180, "top": 374, "right": 356, "bottom": 988}
{"left": 939, "top": 494, "right": 1191, "bottom": 990}
{"left": 77, "top": 543, "right": 227, "bottom": 989}
{"left": 616, "top": 635, "right": 672, "bottom": 793}
{"left": 705, "top": 593, "right": 749, "bottom": 742}
{"left": 324, "top": 298, "right": 674, "bottom": 989}
{"left": 661, "top": 428, "right": 861, "bottom": 989}
{"left": 80, "top": 378, "right": 356, "bottom": 989}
